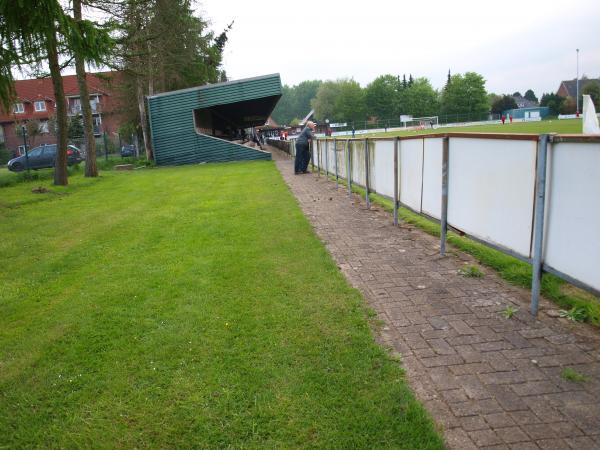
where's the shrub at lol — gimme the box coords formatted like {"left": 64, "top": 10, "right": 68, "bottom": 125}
{"left": 0, "top": 143, "right": 10, "bottom": 165}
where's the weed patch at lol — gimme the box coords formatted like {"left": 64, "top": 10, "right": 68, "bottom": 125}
{"left": 561, "top": 367, "right": 588, "bottom": 383}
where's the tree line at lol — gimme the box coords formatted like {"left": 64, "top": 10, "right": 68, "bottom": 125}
{"left": 272, "top": 71, "right": 500, "bottom": 126}
{"left": 271, "top": 72, "right": 600, "bottom": 127}
{"left": 0, "top": 0, "right": 230, "bottom": 185}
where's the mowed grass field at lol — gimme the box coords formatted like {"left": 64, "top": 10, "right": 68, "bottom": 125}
{"left": 0, "top": 162, "right": 443, "bottom": 448}
{"left": 354, "top": 118, "right": 582, "bottom": 138}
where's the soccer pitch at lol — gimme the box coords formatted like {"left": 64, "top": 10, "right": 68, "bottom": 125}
{"left": 352, "top": 119, "right": 582, "bottom": 138}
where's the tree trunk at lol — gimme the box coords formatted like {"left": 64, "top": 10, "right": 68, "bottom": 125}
{"left": 137, "top": 79, "right": 152, "bottom": 160}
{"left": 73, "top": 0, "right": 98, "bottom": 177}
{"left": 47, "top": 27, "right": 68, "bottom": 186}
{"left": 147, "top": 41, "right": 154, "bottom": 96}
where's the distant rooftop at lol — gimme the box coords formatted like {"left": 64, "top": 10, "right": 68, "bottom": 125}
{"left": 558, "top": 78, "right": 600, "bottom": 98}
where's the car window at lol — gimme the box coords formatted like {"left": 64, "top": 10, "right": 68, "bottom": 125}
{"left": 42, "top": 146, "right": 56, "bottom": 156}
{"left": 28, "top": 148, "right": 43, "bottom": 157}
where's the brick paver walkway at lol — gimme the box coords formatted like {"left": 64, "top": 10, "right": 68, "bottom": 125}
{"left": 270, "top": 147, "right": 600, "bottom": 449}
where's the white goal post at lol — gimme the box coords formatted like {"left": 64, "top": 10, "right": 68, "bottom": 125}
{"left": 401, "top": 116, "right": 438, "bottom": 129}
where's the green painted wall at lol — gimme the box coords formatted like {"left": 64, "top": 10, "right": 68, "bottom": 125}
{"left": 147, "top": 74, "right": 282, "bottom": 166}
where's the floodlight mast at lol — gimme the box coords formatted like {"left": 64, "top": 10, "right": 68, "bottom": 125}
{"left": 576, "top": 48, "right": 580, "bottom": 115}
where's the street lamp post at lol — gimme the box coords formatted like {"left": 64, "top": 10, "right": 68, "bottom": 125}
{"left": 576, "top": 48, "right": 580, "bottom": 115}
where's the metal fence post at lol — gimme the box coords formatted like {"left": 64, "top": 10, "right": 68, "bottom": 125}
{"left": 334, "top": 138, "right": 339, "bottom": 189}
{"left": 316, "top": 140, "right": 321, "bottom": 177}
{"left": 346, "top": 140, "right": 352, "bottom": 196}
{"left": 103, "top": 131, "right": 109, "bottom": 161}
{"left": 531, "top": 134, "right": 549, "bottom": 316}
{"left": 364, "top": 138, "right": 370, "bottom": 208}
{"left": 325, "top": 139, "right": 329, "bottom": 177}
{"left": 393, "top": 137, "right": 399, "bottom": 225}
{"left": 319, "top": 140, "right": 323, "bottom": 177}
{"left": 440, "top": 136, "right": 450, "bottom": 255}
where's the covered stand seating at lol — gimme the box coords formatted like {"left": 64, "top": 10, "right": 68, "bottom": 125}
{"left": 147, "top": 74, "right": 282, "bottom": 165}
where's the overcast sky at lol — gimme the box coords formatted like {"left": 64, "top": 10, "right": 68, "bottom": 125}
{"left": 198, "top": 0, "right": 600, "bottom": 96}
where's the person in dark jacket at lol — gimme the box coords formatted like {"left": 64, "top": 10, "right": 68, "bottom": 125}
{"left": 294, "top": 121, "right": 316, "bottom": 174}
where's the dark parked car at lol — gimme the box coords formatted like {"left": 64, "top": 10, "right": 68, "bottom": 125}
{"left": 120, "top": 144, "right": 136, "bottom": 157}
{"left": 7, "top": 144, "right": 83, "bottom": 172}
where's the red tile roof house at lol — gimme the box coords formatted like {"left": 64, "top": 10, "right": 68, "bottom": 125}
{"left": 0, "top": 71, "right": 126, "bottom": 158}
{"left": 557, "top": 77, "right": 600, "bottom": 99}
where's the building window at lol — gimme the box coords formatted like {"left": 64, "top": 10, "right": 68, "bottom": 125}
{"left": 13, "top": 103, "right": 25, "bottom": 114}
{"left": 0, "top": 125, "right": 4, "bottom": 144}
{"left": 34, "top": 100, "right": 46, "bottom": 112}
{"left": 92, "top": 115, "right": 102, "bottom": 135}
{"left": 17, "top": 145, "right": 26, "bottom": 155}
{"left": 39, "top": 120, "right": 49, "bottom": 133}
{"left": 72, "top": 98, "right": 81, "bottom": 113}
{"left": 90, "top": 97, "right": 100, "bottom": 113}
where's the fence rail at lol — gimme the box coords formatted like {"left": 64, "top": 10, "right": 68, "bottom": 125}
{"left": 269, "top": 133, "right": 600, "bottom": 313}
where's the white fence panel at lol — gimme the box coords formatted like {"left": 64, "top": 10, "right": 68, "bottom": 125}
{"left": 373, "top": 140, "right": 395, "bottom": 198}
{"left": 421, "top": 138, "right": 444, "bottom": 219}
{"left": 400, "top": 139, "right": 424, "bottom": 212}
{"left": 447, "top": 138, "right": 537, "bottom": 257}
{"left": 336, "top": 141, "right": 347, "bottom": 179}
{"left": 350, "top": 141, "right": 367, "bottom": 187}
{"left": 544, "top": 142, "right": 600, "bottom": 292}
{"left": 325, "top": 140, "right": 334, "bottom": 174}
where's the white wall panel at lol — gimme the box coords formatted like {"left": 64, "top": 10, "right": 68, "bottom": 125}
{"left": 336, "top": 140, "right": 348, "bottom": 179}
{"left": 400, "top": 139, "right": 424, "bottom": 212}
{"left": 350, "top": 141, "right": 367, "bottom": 187}
{"left": 372, "top": 140, "right": 395, "bottom": 198}
{"left": 325, "top": 140, "right": 334, "bottom": 174}
{"left": 447, "top": 138, "right": 537, "bottom": 257}
{"left": 544, "top": 142, "right": 600, "bottom": 292}
{"left": 421, "top": 138, "right": 444, "bottom": 219}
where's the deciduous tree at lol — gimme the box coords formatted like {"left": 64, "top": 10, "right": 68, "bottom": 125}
{"left": 312, "top": 80, "right": 341, "bottom": 122}
{"left": 365, "top": 74, "right": 399, "bottom": 120}
{"left": 582, "top": 81, "right": 600, "bottom": 107}
{"left": 440, "top": 72, "right": 488, "bottom": 118}
{"left": 491, "top": 95, "right": 518, "bottom": 115}
{"left": 524, "top": 89, "right": 538, "bottom": 103}
{"left": 398, "top": 78, "right": 438, "bottom": 117}
{"left": 272, "top": 80, "right": 322, "bottom": 125}
{"left": 540, "top": 93, "right": 565, "bottom": 116}
{"left": 115, "top": 0, "right": 230, "bottom": 160}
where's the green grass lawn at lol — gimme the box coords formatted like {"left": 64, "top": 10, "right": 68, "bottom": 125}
{"left": 0, "top": 162, "right": 443, "bottom": 448}
{"left": 352, "top": 118, "right": 582, "bottom": 138}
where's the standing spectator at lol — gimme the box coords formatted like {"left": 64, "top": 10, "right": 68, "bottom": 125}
{"left": 509, "top": 114, "right": 513, "bottom": 124}
{"left": 294, "top": 121, "right": 316, "bottom": 174}
{"left": 251, "top": 128, "right": 263, "bottom": 149}
{"left": 501, "top": 115, "right": 506, "bottom": 125}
